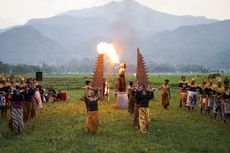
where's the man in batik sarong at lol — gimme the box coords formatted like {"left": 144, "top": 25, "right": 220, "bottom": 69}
{"left": 85, "top": 84, "right": 100, "bottom": 134}
{"left": 178, "top": 76, "right": 189, "bottom": 108}
{"left": 127, "top": 81, "right": 136, "bottom": 114}
{"left": 159, "top": 80, "right": 171, "bottom": 110}
{"left": 133, "top": 84, "right": 154, "bottom": 133}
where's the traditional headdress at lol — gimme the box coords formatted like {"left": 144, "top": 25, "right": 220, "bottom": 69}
{"left": 216, "top": 76, "right": 222, "bottom": 86}
{"left": 19, "top": 74, "right": 25, "bottom": 82}
{"left": 10, "top": 74, "right": 15, "bottom": 84}
{"left": 120, "top": 63, "right": 126, "bottom": 68}
{"left": 201, "top": 76, "right": 207, "bottom": 84}
{"left": 191, "top": 76, "right": 197, "bottom": 82}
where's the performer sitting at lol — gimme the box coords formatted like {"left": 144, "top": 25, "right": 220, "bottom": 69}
{"left": 133, "top": 84, "right": 154, "bottom": 133}
{"left": 178, "top": 76, "right": 189, "bottom": 108}
{"left": 159, "top": 79, "right": 171, "bottom": 110}
{"left": 8, "top": 87, "right": 24, "bottom": 134}
{"left": 47, "top": 85, "right": 57, "bottom": 103}
{"left": 222, "top": 77, "right": 230, "bottom": 123}
{"left": 127, "top": 81, "right": 136, "bottom": 115}
{"left": 85, "top": 83, "right": 100, "bottom": 134}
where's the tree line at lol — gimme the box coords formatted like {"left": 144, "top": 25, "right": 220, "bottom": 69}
{"left": 0, "top": 60, "right": 209, "bottom": 74}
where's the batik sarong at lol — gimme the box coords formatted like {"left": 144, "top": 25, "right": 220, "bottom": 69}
{"left": 128, "top": 96, "right": 136, "bottom": 114}
{"left": 139, "top": 107, "right": 150, "bottom": 133}
{"left": 23, "top": 101, "right": 32, "bottom": 122}
{"left": 10, "top": 101, "right": 24, "bottom": 134}
{"left": 86, "top": 111, "right": 99, "bottom": 134}
{"left": 133, "top": 103, "right": 140, "bottom": 128}
{"left": 161, "top": 93, "right": 169, "bottom": 108}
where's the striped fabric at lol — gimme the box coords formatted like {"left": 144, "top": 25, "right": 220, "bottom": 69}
{"left": 11, "top": 101, "right": 24, "bottom": 134}
{"left": 139, "top": 107, "right": 150, "bottom": 133}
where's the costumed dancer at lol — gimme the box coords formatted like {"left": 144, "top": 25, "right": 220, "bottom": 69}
{"left": 34, "top": 81, "right": 43, "bottom": 109}
{"left": 0, "top": 73, "right": 8, "bottom": 118}
{"left": 84, "top": 81, "right": 100, "bottom": 134}
{"left": 30, "top": 80, "right": 37, "bottom": 119}
{"left": 133, "top": 84, "right": 154, "bottom": 133}
{"left": 222, "top": 77, "right": 230, "bottom": 123}
{"left": 199, "top": 76, "right": 209, "bottom": 113}
{"left": 213, "top": 77, "right": 223, "bottom": 118}
{"left": 9, "top": 86, "right": 24, "bottom": 134}
{"left": 127, "top": 81, "right": 136, "bottom": 114}
{"left": 117, "top": 63, "right": 126, "bottom": 92}
{"left": 22, "top": 83, "right": 34, "bottom": 122}
{"left": 159, "top": 79, "right": 171, "bottom": 110}
{"left": 0, "top": 84, "right": 7, "bottom": 118}
{"left": 186, "top": 76, "right": 199, "bottom": 110}
{"left": 178, "top": 76, "right": 189, "bottom": 108}
{"left": 104, "top": 80, "right": 110, "bottom": 101}
{"left": 206, "top": 77, "right": 215, "bottom": 113}
{"left": 82, "top": 80, "right": 92, "bottom": 112}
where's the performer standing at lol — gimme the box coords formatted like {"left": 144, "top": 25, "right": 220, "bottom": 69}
{"left": 127, "top": 81, "right": 136, "bottom": 114}
{"left": 84, "top": 81, "right": 100, "bottom": 134}
{"left": 0, "top": 84, "right": 7, "bottom": 118}
{"left": 22, "top": 84, "right": 34, "bottom": 122}
{"left": 159, "top": 79, "right": 171, "bottom": 110}
{"left": 222, "top": 77, "right": 230, "bottom": 122}
{"left": 133, "top": 84, "right": 153, "bottom": 133}
{"left": 178, "top": 76, "right": 189, "bottom": 108}
{"left": 206, "top": 77, "right": 215, "bottom": 113}
{"left": 199, "top": 77, "right": 209, "bottom": 113}
{"left": 213, "top": 77, "right": 223, "bottom": 116}
{"left": 117, "top": 63, "right": 126, "bottom": 92}
{"left": 187, "top": 76, "right": 199, "bottom": 110}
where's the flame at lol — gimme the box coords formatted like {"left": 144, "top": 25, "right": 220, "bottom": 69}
{"left": 97, "top": 42, "right": 120, "bottom": 64}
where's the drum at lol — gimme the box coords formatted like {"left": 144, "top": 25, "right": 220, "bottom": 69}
{"left": 35, "top": 90, "right": 43, "bottom": 109}
{"left": 186, "top": 91, "right": 198, "bottom": 107}
{"left": 116, "top": 92, "right": 128, "bottom": 109}
{"left": 58, "top": 91, "right": 67, "bottom": 101}
{"left": 0, "top": 95, "right": 6, "bottom": 109}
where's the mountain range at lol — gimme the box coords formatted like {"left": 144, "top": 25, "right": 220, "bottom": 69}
{"left": 0, "top": 0, "right": 229, "bottom": 68}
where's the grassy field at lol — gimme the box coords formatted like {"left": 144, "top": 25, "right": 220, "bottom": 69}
{"left": 0, "top": 74, "right": 230, "bottom": 153}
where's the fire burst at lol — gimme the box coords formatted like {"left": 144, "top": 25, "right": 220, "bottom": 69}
{"left": 97, "top": 42, "right": 120, "bottom": 64}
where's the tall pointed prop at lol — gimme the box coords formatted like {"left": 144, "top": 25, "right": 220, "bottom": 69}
{"left": 92, "top": 54, "right": 104, "bottom": 100}
{"left": 136, "top": 48, "right": 149, "bottom": 89}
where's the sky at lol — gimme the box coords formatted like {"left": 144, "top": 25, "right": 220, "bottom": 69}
{"left": 0, "top": 0, "right": 230, "bottom": 29}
